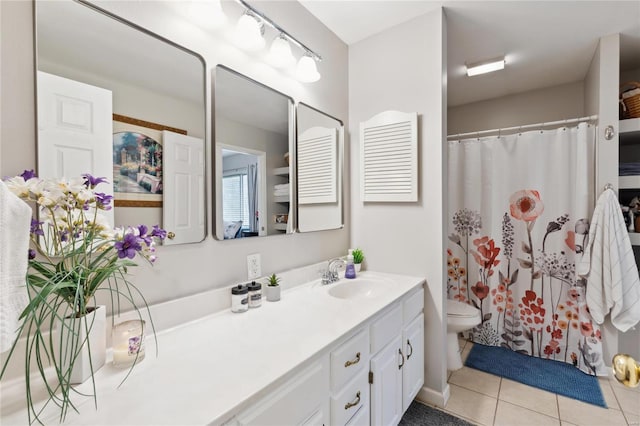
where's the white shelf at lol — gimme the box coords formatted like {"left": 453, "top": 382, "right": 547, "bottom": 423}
{"left": 629, "top": 232, "right": 640, "bottom": 246}
{"left": 273, "top": 223, "right": 287, "bottom": 231}
{"left": 274, "top": 195, "right": 289, "bottom": 203}
{"left": 273, "top": 167, "right": 290, "bottom": 176}
{"left": 620, "top": 118, "right": 640, "bottom": 135}
{"left": 619, "top": 175, "right": 640, "bottom": 189}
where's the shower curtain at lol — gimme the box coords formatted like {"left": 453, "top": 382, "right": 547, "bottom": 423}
{"left": 447, "top": 122, "right": 606, "bottom": 375}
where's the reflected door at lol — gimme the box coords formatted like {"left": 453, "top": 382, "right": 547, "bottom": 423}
{"left": 36, "top": 71, "right": 114, "bottom": 226}
{"left": 162, "top": 131, "right": 205, "bottom": 245}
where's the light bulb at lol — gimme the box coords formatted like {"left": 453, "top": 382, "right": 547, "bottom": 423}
{"left": 296, "top": 53, "right": 320, "bottom": 83}
{"left": 269, "top": 34, "right": 295, "bottom": 68}
{"left": 235, "top": 12, "right": 265, "bottom": 51}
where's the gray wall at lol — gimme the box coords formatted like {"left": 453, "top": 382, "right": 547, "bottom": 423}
{"left": 349, "top": 10, "right": 449, "bottom": 406}
{"left": 0, "top": 0, "right": 349, "bottom": 307}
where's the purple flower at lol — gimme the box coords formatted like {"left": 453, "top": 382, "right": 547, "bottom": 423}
{"left": 82, "top": 173, "right": 108, "bottom": 189}
{"left": 151, "top": 225, "right": 167, "bottom": 240}
{"left": 20, "top": 170, "right": 36, "bottom": 181}
{"left": 28, "top": 249, "right": 36, "bottom": 260}
{"left": 59, "top": 230, "right": 69, "bottom": 242}
{"left": 95, "top": 192, "right": 113, "bottom": 210}
{"left": 30, "top": 219, "right": 44, "bottom": 236}
{"left": 138, "top": 225, "right": 152, "bottom": 246}
{"left": 115, "top": 233, "right": 142, "bottom": 259}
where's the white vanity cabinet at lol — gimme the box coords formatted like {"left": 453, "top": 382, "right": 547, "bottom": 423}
{"left": 370, "top": 287, "right": 425, "bottom": 426}
{"left": 232, "top": 282, "right": 424, "bottom": 426}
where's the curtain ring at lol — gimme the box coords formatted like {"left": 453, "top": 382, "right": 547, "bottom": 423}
{"left": 498, "top": 128, "right": 501, "bottom": 139}
{"left": 540, "top": 122, "right": 545, "bottom": 133}
{"left": 518, "top": 126, "right": 522, "bottom": 135}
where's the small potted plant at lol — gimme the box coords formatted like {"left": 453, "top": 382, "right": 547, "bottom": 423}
{"left": 352, "top": 248, "right": 364, "bottom": 272}
{"left": 265, "top": 273, "right": 281, "bottom": 302}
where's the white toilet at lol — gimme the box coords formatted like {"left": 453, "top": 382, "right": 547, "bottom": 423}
{"left": 446, "top": 299, "right": 481, "bottom": 370}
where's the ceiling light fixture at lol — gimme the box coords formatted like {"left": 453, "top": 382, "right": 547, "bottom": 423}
{"left": 269, "top": 33, "right": 295, "bottom": 68}
{"left": 235, "top": 10, "right": 265, "bottom": 51}
{"left": 296, "top": 52, "right": 320, "bottom": 83}
{"left": 233, "top": 0, "right": 322, "bottom": 82}
{"left": 466, "top": 57, "right": 505, "bottom": 77}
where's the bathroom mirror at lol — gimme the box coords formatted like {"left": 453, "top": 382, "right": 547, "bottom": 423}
{"left": 214, "top": 66, "right": 294, "bottom": 240}
{"left": 296, "top": 103, "right": 344, "bottom": 232}
{"left": 35, "top": 0, "right": 207, "bottom": 245}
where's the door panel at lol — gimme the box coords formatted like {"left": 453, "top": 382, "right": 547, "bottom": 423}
{"left": 370, "top": 335, "right": 402, "bottom": 426}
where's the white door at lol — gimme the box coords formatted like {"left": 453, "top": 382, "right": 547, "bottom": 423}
{"left": 370, "top": 335, "right": 403, "bottom": 426}
{"left": 162, "top": 131, "right": 205, "bottom": 245}
{"left": 37, "top": 71, "right": 114, "bottom": 226}
{"left": 402, "top": 313, "right": 424, "bottom": 411}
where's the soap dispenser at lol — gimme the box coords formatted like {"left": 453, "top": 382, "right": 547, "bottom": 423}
{"left": 345, "top": 249, "right": 356, "bottom": 279}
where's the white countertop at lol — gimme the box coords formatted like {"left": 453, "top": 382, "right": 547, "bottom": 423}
{"left": 1, "top": 271, "right": 424, "bottom": 425}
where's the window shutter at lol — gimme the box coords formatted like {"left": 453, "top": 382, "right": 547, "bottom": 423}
{"left": 297, "top": 126, "right": 337, "bottom": 204}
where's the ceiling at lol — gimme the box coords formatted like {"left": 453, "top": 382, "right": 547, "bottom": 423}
{"left": 299, "top": 1, "right": 640, "bottom": 107}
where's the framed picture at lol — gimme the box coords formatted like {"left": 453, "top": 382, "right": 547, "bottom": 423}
{"left": 112, "top": 114, "right": 186, "bottom": 207}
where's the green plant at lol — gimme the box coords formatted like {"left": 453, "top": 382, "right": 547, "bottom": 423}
{"left": 352, "top": 248, "right": 364, "bottom": 264}
{"left": 1, "top": 170, "right": 167, "bottom": 424}
{"left": 266, "top": 273, "right": 280, "bottom": 287}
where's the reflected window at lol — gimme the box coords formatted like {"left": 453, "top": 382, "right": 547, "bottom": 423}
{"left": 222, "top": 171, "right": 249, "bottom": 227}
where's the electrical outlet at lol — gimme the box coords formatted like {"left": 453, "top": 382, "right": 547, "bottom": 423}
{"left": 247, "top": 253, "right": 261, "bottom": 280}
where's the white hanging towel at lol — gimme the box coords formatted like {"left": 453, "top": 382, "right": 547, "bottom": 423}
{"left": 0, "top": 180, "right": 32, "bottom": 352}
{"left": 577, "top": 188, "right": 640, "bottom": 332}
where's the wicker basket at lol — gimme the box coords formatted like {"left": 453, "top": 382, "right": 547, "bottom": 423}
{"left": 620, "top": 81, "right": 640, "bottom": 119}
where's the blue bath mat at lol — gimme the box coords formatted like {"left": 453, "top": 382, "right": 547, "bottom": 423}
{"left": 465, "top": 344, "right": 606, "bottom": 408}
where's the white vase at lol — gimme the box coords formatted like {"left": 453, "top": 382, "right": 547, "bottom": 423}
{"left": 355, "top": 263, "right": 362, "bottom": 272}
{"left": 266, "top": 285, "right": 281, "bottom": 302}
{"left": 59, "top": 305, "right": 106, "bottom": 384}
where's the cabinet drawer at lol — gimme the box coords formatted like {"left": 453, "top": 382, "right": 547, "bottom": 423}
{"left": 331, "top": 372, "right": 369, "bottom": 426}
{"left": 331, "top": 328, "right": 369, "bottom": 391}
{"left": 403, "top": 287, "right": 424, "bottom": 325}
{"left": 370, "top": 303, "right": 402, "bottom": 354}
{"left": 346, "top": 401, "right": 369, "bottom": 426}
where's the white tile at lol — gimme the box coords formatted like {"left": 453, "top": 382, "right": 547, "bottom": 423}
{"left": 597, "top": 377, "right": 621, "bottom": 410}
{"left": 623, "top": 411, "right": 639, "bottom": 426}
{"left": 610, "top": 380, "right": 640, "bottom": 415}
{"left": 499, "top": 378, "right": 559, "bottom": 418}
{"left": 448, "top": 366, "right": 501, "bottom": 398}
{"left": 557, "top": 395, "right": 627, "bottom": 425}
{"left": 444, "top": 384, "right": 496, "bottom": 426}
{"left": 494, "top": 400, "right": 560, "bottom": 426}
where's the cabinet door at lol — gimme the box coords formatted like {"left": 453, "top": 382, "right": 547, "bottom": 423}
{"left": 237, "top": 358, "right": 329, "bottom": 425}
{"left": 370, "top": 335, "right": 403, "bottom": 426}
{"left": 402, "top": 313, "right": 424, "bottom": 412}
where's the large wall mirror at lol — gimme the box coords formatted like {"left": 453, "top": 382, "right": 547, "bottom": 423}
{"left": 214, "top": 66, "right": 294, "bottom": 240}
{"left": 35, "top": 0, "right": 207, "bottom": 245}
{"left": 296, "top": 103, "right": 344, "bottom": 232}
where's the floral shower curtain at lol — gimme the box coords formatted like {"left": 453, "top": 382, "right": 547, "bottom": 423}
{"left": 447, "top": 122, "right": 606, "bottom": 375}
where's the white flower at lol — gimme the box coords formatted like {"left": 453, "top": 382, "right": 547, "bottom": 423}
{"left": 4, "top": 176, "right": 31, "bottom": 197}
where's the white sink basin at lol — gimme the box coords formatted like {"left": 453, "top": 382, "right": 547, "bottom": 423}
{"left": 327, "top": 278, "right": 392, "bottom": 300}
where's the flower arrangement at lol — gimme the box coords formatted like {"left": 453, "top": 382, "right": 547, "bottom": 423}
{"left": 0, "top": 170, "right": 166, "bottom": 424}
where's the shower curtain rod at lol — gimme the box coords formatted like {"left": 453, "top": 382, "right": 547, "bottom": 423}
{"left": 447, "top": 115, "right": 598, "bottom": 140}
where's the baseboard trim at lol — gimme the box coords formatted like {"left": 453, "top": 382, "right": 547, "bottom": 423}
{"left": 416, "top": 383, "right": 450, "bottom": 408}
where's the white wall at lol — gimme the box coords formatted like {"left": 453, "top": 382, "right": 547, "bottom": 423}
{"left": 448, "top": 81, "right": 584, "bottom": 134}
{"left": 0, "top": 0, "right": 349, "bottom": 308}
{"left": 349, "top": 10, "right": 449, "bottom": 406}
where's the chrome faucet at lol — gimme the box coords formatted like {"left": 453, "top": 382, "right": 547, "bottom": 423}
{"left": 322, "top": 257, "right": 346, "bottom": 285}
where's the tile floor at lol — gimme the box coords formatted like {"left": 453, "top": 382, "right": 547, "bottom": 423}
{"left": 436, "top": 339, "right": 639, "bottom": 426}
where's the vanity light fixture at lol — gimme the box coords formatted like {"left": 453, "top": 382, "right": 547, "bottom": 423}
{"left": 269, "top": 33, "right": 295, "bottom": 68}
{"left": 233, "top": 0, "right": 322, "bottom": 82}
{"left": 235, "top": 10, "right": 265, "bottom": 51}
{"left": 188, "top": 0, "right": 226, "bottom": 28}
{"left": 466, "top": 56, "right": 505, "bottom": 77}
{"left": 296, "top": 52, "right": 320, "bottom": 83}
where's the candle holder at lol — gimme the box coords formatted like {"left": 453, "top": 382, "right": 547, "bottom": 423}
{"left": 112, "top": 320, "right": 146, "bottom": 368}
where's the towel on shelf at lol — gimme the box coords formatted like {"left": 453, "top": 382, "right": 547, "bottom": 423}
{"left": 0, "top": 180, "right": 32, "bottom": 352}
{"left": 274, "top": 183, "right": 289, "bottom": 190}
{"left": 577, "top": 188, "right": 640, "bottom": 332}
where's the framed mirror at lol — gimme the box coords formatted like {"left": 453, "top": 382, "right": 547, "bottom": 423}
{"left": 35, "top": 0, "right": 207, "bottom": 245}
{"left": 296, "top": 103, "right": 344, "bottom": 232}
{"left": 214, "top": 66, "right": 294, "bottom": 240}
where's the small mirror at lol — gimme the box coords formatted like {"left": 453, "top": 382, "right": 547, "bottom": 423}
{"left": 214, "top": 66, "right": 294, "bottom": 240}
{"left": 35, "top": 0, "right": 207, "bottom": 245}
{"left": 296, "top": 103, "right": 344, "bottom": 232}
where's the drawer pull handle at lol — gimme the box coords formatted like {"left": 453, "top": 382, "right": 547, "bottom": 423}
{"left": 344, "top": 391, "right": 361, "bottom": 410}
{"left": 398, "top": 348, "right": 405, "bottom": 370}
{"left": 344, "top": 352, "right": 361, "bottom": 368}
{"left": 407, "top": 339, "right": 413, "bottom": 360}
